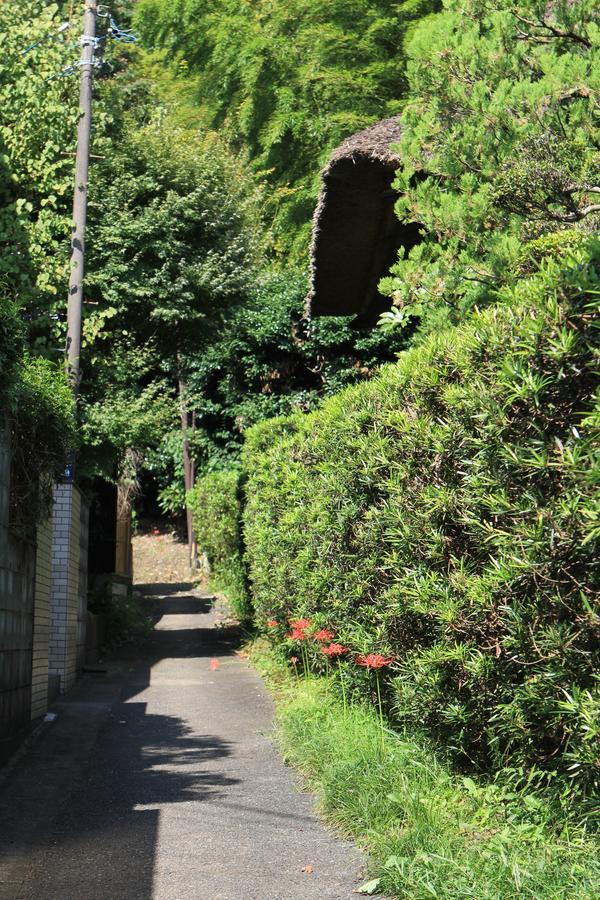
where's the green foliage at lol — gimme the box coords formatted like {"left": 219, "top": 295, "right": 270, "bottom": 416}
{"left": 243, "top": 238, "right": 600, "bottom": 812}
{"left": 80, "top": 344, "right": 175, "bottom": 485}
{"left": 134, "top": 0, "right": 440, "bottom": 260}
{"left": 9, "top": 357, "right": 76, "bottom": 530}
{"left": 188, "top": 469, "right": 249, "bottom": 620}
{"left": 0, "top": 1, "right": 85, "bottom": 339}
{"left": 80, "top": 94, "right": 264, "bottom": 485}
{"left": 382, "top": 0, "right": 599, "bottom": 336}
{"left": 92, "top": 591, "right": 154, "bottom": 648}
{"left": 0, "top": 296, "right": 22, "bottom": 400}
{"left": 86, "top": 121, "right": 261, "bottom": 359}
{"left": 258, "top": 656, "right": 600, "bottom": 899}
{"left": 186, "top": 270, "right": 411, "bottom": 476}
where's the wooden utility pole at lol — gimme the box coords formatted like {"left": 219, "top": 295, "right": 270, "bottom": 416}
{"left": 65, "top": 0, "right": 97, "bottom": 393}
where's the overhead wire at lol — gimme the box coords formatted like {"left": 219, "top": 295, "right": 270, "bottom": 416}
{"left": 24, "top": 10, "right": 138, "bottom": 82}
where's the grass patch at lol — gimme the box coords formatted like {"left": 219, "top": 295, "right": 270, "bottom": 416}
{"left": 251, "top": 641, "right": 600, "bottom": 899}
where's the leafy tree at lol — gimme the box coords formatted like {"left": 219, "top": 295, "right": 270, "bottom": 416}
{"left": 182, "top": 270, "right": 410, "bottom": 487}
{"left": 381, "top": 0, "right": 599, "bottom": 336}
{"left": 133, "top": 0, "right": 440, "bottom": 260}
{"left": 80, "top": 92, "right": 264, "bottom": 550}
{"left": 0, "top": 0, "right": 79, "bottom": 343}
{"left": 83, "top": 56, "right": 414, "bottom": 520}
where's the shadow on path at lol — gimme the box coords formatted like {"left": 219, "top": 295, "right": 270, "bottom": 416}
{"left": 0, "top": 582, "right": 242, "bottom": 899}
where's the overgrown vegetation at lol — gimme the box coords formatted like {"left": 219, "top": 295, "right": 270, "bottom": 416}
{"left": 253, "top": 645, "right": 600, "bottom": 899}
{"left": 134, "top": 0, "right": 440, "bottom": 260}
{"left": 188, "top": 469, "right": 249, "bottom": 619}
{"left": 9, "top": 357, "right": 76, "bottom": 530}
{"left": 381, "top": 0, "right": 599, "bottom": 337}
{"left": 211, "top": 238, "right": 600, "bottom": 816}
{"left": 2, "top": 0, "right": 598, "bottom": 880}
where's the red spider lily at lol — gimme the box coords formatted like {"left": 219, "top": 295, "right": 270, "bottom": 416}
{"left": 355, "top": 653, "right": 394, "bottom": 670}
{"left": 313, "top": 629, "right": 334, "bottom": 642}
{"left": 266, "top": 619, "right": 278, "bottom": 628}
{"left": 322, "top": 643, "right": 349, "bottom": 658}
{"left": 286, "top": 628, "right": 308, "bottom": 641}
{"left": 290, "top": 618, "right": 311, "bottom": 631}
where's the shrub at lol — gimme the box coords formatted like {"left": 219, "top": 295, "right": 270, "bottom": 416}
{"left": 98, "top": 592, "right": 154, "bottom": 647}
{"left": 243, "top": 236, "right": 600, "bottom": 810}
{"left": 188, "top": 468, "right": 250, "bottom": 620}
{"left": 0, "top": 295, "right": 21, "bottom": 399}
{"left": 8, "top": 356, "right": 77, "bottom": 532}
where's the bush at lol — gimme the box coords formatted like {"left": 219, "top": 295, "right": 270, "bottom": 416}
{"left": 0, "top": 295, "right": 21, "bottom": 400}
{"left": 243, "top": 237, "right": 600, "bottom": 811}
{"left": 8, "top": 356, "right": 77, "bottom": 532}
{"left": 188, "top": 468, "right": 250, "bottom": 620}
{"left": 101, "top": 593, "right": 154, "bottom": 647}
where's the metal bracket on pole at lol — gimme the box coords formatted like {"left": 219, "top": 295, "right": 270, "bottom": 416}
{"left": 80, "top": 34, "right": 101, "bottom": 48}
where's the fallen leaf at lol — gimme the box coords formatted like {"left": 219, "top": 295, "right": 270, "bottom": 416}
{"left": 209, "top": 659, "right": 220, "bottom": 670}
{"left": 354, "top": 879, "right": 381, "bottom": 895}
{"left": 302, "top": 865, "right": 314, "bottom": 874}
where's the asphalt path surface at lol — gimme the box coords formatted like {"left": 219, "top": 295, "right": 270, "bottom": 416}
{"left": 0, "top": 585, "right": 364, "bottom": 899}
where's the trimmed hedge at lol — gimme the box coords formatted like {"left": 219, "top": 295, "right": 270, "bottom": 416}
{"left": 242, "top": 237, "right": 600, "bottom": 805}
{"left": 188, "top": 469, "right": 250, "bottom": 620}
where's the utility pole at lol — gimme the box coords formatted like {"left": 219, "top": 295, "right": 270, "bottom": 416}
{"left": 49, "top": 2, "right": 99, "bottom": 699}
{"left": 65, "top": 0, "right": 97, "bottom": 394}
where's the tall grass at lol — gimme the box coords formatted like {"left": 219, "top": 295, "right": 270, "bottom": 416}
{"left": 253, "top": 646, "right": 600, "bottom": 899}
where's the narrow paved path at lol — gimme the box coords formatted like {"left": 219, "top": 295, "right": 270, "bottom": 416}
{"left": 0, "top": 582, "right": 364, "bottom": 899}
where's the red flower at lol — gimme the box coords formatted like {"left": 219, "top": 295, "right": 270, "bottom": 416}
{"left": 313, "top": 629, "right": 334, "bottom": 642}
{"left": 322, "top": 643, "right": 348, "bottom": 658}
{"left": 286, "top": 628, "right": 307, "bottom": 641}
{"left": 266, "top": 619, "right": 278, "bottom": 628}
{"left": 290, "top": 618, "right": 311, "bottom": 631}
{"left": 355, "top": 653, "right": 394, "bottom": 670}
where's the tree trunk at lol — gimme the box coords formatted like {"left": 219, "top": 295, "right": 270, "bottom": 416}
{"left": 178, "top": 376, "right": 198, "bottom": 571}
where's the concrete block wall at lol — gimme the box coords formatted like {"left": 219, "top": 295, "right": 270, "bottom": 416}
{"left": 30, "top": 518, "right": 53, "bottom": 720}
{"left": 49, "top": 484, "right": 82, "bottom": 694}
{"left": 0, "top": 433, "right": 35, "bottom": 762}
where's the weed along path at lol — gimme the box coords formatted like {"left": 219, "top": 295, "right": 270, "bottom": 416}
{"left": 0, "top": 531, "right": 363, "bottom": 900}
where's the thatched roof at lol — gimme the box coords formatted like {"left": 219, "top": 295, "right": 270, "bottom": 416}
{"left": 307, "top": 117, "right": 421, "bottom": 320}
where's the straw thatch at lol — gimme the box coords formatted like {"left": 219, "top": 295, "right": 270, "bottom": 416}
{"left": 307, "top": 117, "right": 421, "bottom": 320}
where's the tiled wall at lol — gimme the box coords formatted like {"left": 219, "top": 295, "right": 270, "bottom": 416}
{"left": 31, "top": 518, "right": 53, "bottom": 720}
{"left": 49, "top": 484, "right": 82, "bottom": 694}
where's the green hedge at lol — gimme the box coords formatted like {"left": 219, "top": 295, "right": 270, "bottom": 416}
{"left": 2, "top": 295, "right": 76, "bottom": 535}
{"left": 8, "top": 356, "right": 77, "bottom": 531}
{"left": 188, "top": 469, "right": 250, "bottom": 620}
{"left": 243, "top": 237, "right": 600, "bottom": 807}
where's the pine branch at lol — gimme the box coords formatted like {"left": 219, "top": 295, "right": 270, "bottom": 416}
{"left": 512, "top": 11, "right": 591, "bottom": 49}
